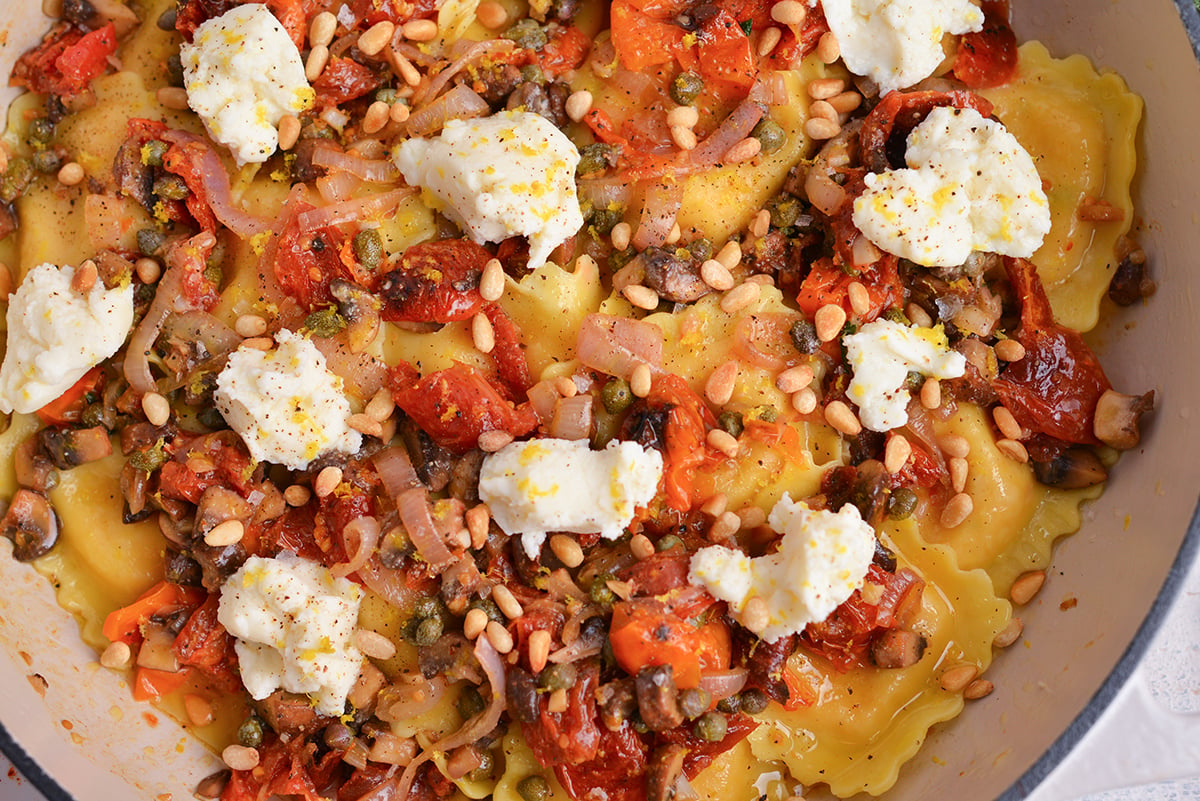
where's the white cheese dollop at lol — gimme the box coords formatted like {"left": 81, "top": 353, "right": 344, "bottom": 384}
{"left": 181, "top": 4, "right": 315, "bottom": 165}
{"left": 0, "top": 263, "right": 133, "bottom": 415}
{"left": 688, "top": 495, "right": 877, "bottom": 643}
{"left": 843, "top": 319, "right": 966, "bottom": 432}
{"left": 214, "top": 329, "right": 361, "bottom": 470}
{"left": 478, "top": 437, "right": 664, "bottom": 558}
{"left": 393, "top": 110, "right": 584, "bottom": 269}
{"left": 217, "top": 553, "right": 364, "bottom": 716}
{"left": 821, "top": 0, "right": 983, "bottom": 95}
{"left": 852, "top": 106, "right": 1051, "bottom": 267}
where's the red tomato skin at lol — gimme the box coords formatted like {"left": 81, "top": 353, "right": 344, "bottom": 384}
{"left": 953, "top": 0, "right": 1019, "bottom": 89}
{"left": 379, "top": 239, "right": 490, "bottom": 324}
{"left": 523, "top": 661, "right": 603, "bottom": 766}
{"left": 554, "top": 724, "right": 650, "bottom": 801}
{"left": 12, "top": 23, "right": 118, "bottom": 97}
{"left": 313, "top": 57, "right": 383, "bottom": 108}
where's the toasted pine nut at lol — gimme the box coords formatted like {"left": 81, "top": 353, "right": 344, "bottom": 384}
{"left": 284, "top": 485, "right": 311, "bottom": 507}
{"left": 776, "top": 364, "right": 814, "bottom": 394}
{"left": 528, "top": 629, "right": 552, "bottom": 673}
{"left": 476, "top": 0, "right": 509, "bottom": 29}
{"left": 949, "top": 457, "right": 969, "bottom": 493}
{"left": 993, "top": 405, "right": 1024, "bottom": 440}
{"left": 809, "top": 100, "right": 837, "bottom": 122}
{"left": 1010, "top": 570, "right": 1046, "bottom": 606}
{"left": 940, "top": 492, "right": 974, "bottom": 528}
{"left": 816, "top": 31, "right": 840, "bottom": 63}
{"left": 707, "top": 428, "right": 739, "bottom": 458}
{"left": 994, "top": 617, "right": 1024, "bottom": 648}
{"left": 309, "top": 12, "right": 337, "bottom": 48}
{"left": 741, "top": 597, "right": 770, "bottom": 633}
{"left": 667, "top": 105, "right": 699, "bottom": 129}
{"left": 720, "top": 282, "right": 761, "bottom": 314}
{"left": 814, "top": 303, "right": 847, "bottom": 342}
{"left": 738, "top": 505, "right": 766, "bottom": 528}
{"left": 547, "top": 687, "right": 568, "bottom": 713}
{"left": 235, "top": 314, "right": 268, "bottom": 338}
{"left": 100, "top": 641, "right": 132, "bottom": 670}
{"left": 709, "top": 511, "right": 740, "bottom": 541}
{"left": 366, "top": 388, "right": 396, "bottom": 422}
{"left": 630, "top": 363, "right": 652, "bottom": 398}
{"left": 390, "top": 101, "right": 411, "bottom": 123}
{"left": 725, "top": 136, "right": 762, "bottom": 163}
{"left": 492, "top": 584, "right": 524, "bottom": 619}
{"left": 204, "top": 519, "right": 245, "bottom": 547}
{"left": 630, "top": 533, "right": 655, "bottom": 560}
{"left": 222, "top": 745, "right": 260, "bottom": 771}
{"left": 701, "top": 259, "right": 734, "bottom": 291}
{"left": 485, "top": 621, "right": 514, "bottom": 654}
{"left": 939, "top": 664, "right": 979, "bottom": 693}
{"left": 463, "top": 608, "right": 489, "bottom": 639}
{"left": 906, "top": 303, "right": 934, "bottom": 328}
{"left": 884, "top": 435, "right": 912, "bottom": 474}
{"left": 142, "top": 392, "right": 171, "bottom": 426}
{"left": 920, "top": 377, "right": 942, "bottom": 410}
{"left": 700, "top": 493, "right": 728, "bottom": 517}
{"left": 305, "top": 45, "right": 330, "bottom": 82}
{"left": 357, "top": 21, "right": 395, "bottom": 56}
{"left": 402, "top": 19, "right": 439, "bottom": 41}
{"left": 57, "top": 161, "right": 84, "bottom": 186}
{"left": 135, "top": 257, "right": 161, "bottom": 283}
{"left": 354, "top": 629, "right": 397, "bottom": 660}
{"left": 808, "top": 77, "right": 846, "bottom": 100}
{"left": 472, "top": 311, "right": 496, "bottom": 353}
{"left": 156, "top": 86, "right": 189, "bottom": 110}
{"left": 671, "top": 124, "right": 698, "bottom": 151}
{"left": 554, "top": 376, "right": 578, "bottom": 398}
{"left": 824, "top": 400, "right": 861, "bottom": 435}
{"left": 348, "top": 413, "right": 383, "bottom": 438}
{"left": 804, "top": 117, "right": 841, "bottom": 140}
{"left": 610, "top": 222, "right": 632, "bottom": 251}
{"left": 278, "top": 114, "right": 301, "bottom": 150}
{"left": 478, "top": 429, "right": 514, "bottom": 452}
{"left": 480, "top": 258, "right": 504, "bottom": 301}
{"left": 623, "top": 283, "right": 660, "bottom": 310}
{"left": 792, "top": 387, "right": 817, "bottom": 414}
{"left": 716, "top": 240, "right": 742, "bottom": 270}
{"left": 964, "top": 679, "right": 995, "bottom": 700}
{"left": 770, "top": 0, "right": 806, "bottom": 25}
{"left": 565, "top": 90, "right": 593, "bottom": 123}
{"left": 705, "top": 361, "right": 739, "bottom": 406}
{"left": 466, "top": 504, "right": 490, "bottom": 549}
{"left": 996, "top": 438, "right": 1029, "bottom": 463}
{"left": 847, "top": 281, "right": 870, "bottom": 317}
{"left": 756, "top": 26, "right": 782, "bottom": 57}
{"left": 994, "top": 339, "right": 1027, "bottom": 362}
{"left": 827, "top": 91, "right": 862, "bottom": 114}
{"left": 363, "top": 101, "right": 391, "bottom": 134}
{"left": 550, "top": 534, "right": 585, "bottom": 568}
{"left": 314, "top": 466, "right": 343, "bottom": 498}
{"left": 749, "top": 209, "right": 771, "bottom": 239}
{"left": 939, "top": 433, "right": 971, "bottom": 459}
{"left": 71, "top": 260, "right": 98, "bottom": 293}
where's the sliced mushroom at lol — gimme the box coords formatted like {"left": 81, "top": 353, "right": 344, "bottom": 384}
{"left": 331, "top": 279, "right": 382, "bottom": 354}
{"left": 38, "top": 425, "right": 113, "bottom": 470}
{"left": 1093, "top": 389, "right": 1154, "bottom": 450}
{"left": 634, "top": 664, "right": 685, "bottom": 731}
{"left": 870, "top": 629, "right": 928, "bottom": 669}
{"left": 596, "top": 678, "right": 637, "bottom": 731}
{"left": 258, "top": 690, "right": 330, "bottom": 737}
{"left": 646, "top": 743, "right": 688, "bottom": 801}
{"left": 195, "top": 485, "right": 253, "bottom": 539}
{"left": 14, "top": 437, "right": 58, "bottom": 492}
{"left": 506, "top": 665, "right": 541, "bottom": 723}
{"left": 1, "top": 488, "right": 60, "bottom": 561}
{"left": 1031, "top": 447, "right": 1109, "bottom": 489}
{"left": 641, "top": 246, "right": 709, "bottom": 304}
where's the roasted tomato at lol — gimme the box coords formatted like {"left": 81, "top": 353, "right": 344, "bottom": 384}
{"left": 953, "top": 0, "right": 1019, "bottom": 88}
{"left": 554, "top": 723, "right": 649, "bottom": 801}
{"left": 609, "top": 599, "right": 731, "bottom": 688}
{"left": 379, "top": 239, "right": 490, "bottom": 324}
{"left": 801, "top": 564, "right": 925, "bottom": 670}
{"left": 796, "top": 254, "right": 902, "bottom": 322}
{"left": 12, "top": 22, "right": 118, "bottom": 97}
{"left": 523, "top": 660, "right": 603, "bottom": 766}
{"left": 313, "top": 56, "right": 383, "bottom": 108}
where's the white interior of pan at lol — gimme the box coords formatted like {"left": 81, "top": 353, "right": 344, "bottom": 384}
{"left": 2, "top": 2, "right": 1200, "bottom": 800}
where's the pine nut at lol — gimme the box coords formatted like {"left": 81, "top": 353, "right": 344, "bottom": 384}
{"left": 309, "top": 12, "right": 337, "bottom": 47}
{"left": 804, "top": 117, "right": 841, "bottom": 140}
{"left": 480, "top": 258, "right": 504, "bottom": 301}
{"left": 142, "top": 392, "right": 171, "bottom": 426}
{"left": 390, "top": 101, "right": 411, "bottom": 123}
{"left": 716, "top": 240, "right": 742, "bottom": 270}
{"left": 222, "top": 745, "right": 260, "bottom": 771}
{"left": 792, "top": 387, "right": 817, "bottom": 414}
{"left": 100, "top": 640, "right": 131, "bottom": 670}
{"left": 57, "top": 161, "right": 84, "bottom": 186}
{"left": 847, "top": 281, "right": 870, "bottom": 317}
{"left": 402, "top": 19, "right": 439, "bottom": 41}
{"left": 667, "top": 105, "right": 699, "bottom": 128}
{"left": 738, "top": 505, "right": 766, "bottom": 529}
{"left": 284, "top": 485, "right": 311, "bottom": 507}
{"left": 808, "top": 77, "right": 845, "bottom": 100}
{"left": 630, "top": 533, "right": 655, "bottom": 560}
{"left": 623, "top": 283, "right": 660, "bottom": 310}
{"left": 156, "top": 86, "right": 189, "bottom": 110}
{"left": 817, "top": 31, "right": 840, "bottom": 63}
{"left": 314, "top": 466, "right": 343, "bottom": 498}
{"left": 466, "top": 504, "right": 490, "bottom": 549}
{"left": 358, "top": 21, "right": 395, "bottom": 56}
{"left": 939, "top": 663, "right": 978, "bottom": 693}
{"left": 1010, "top": 570, "right": 1046, "bottom": 606}
{"left": 994, "top": 617, "right": 1024, "bottom": 648}
{"left": 349, "top": 413, "right": 383, "bottom": 438}
{"left": 547, "top": 688, "right": 568, "bottom": 713}
{"left": 354, "top": 629, "right": 397, "bottom": 660}
{"left": 707, "top": 428, "right": 739, "bottom": 458}
{"left": 705, "top": 361, "right": 739, "bottom": 406}
{"left": 305, "top": 45, "right": 330, "bottom": 82}
{"left": 827, "top": 91, "right": 862, "bottom": 114}
{"left": 278, "top": 114, "right": 301, "bottom": 151}
{"left": 994, "top": 339, "right": 1026, "bottom": 362}
{"left": 610, "top": 222, "right": 632, "bottom": 251}
{"left": 814, "top": 303, "right": 847, "bottom": 342}
{"left": 471, "top": 311, "right": 496, "bottom": 353}
{"left": 906, "top": 303, "right": 933, "bottom": 328}
{"left": 565, "top": 90, "right": 593, "bottom": 123}
{"left": 366, "top": 388, "right": 396, "bottom": 422}
{"left": 741, "top": 597, "right": 770, "bottom": 634}
{"left": 528, "top": 629, "right": 552, "bottom": 673}
{"left": 700, "top": 493, "right": 728, "bottom": 517}
{"left": 949, "top": 456, "right": 969, "bottom": 493}
{"left": 630, "top": 363, "right": 652, "bottom": 398}
{"left": 884, "top": 435, "right": 912, "bottom": 474}
{"left": 363, "top": 101, "right": 391, "bottom": 134}
{"left": 770, "top": 0, "right": 806, "bottom": 25}
{"left": 747, "top": 210, "right": 770, "bottom": 239}
{"left": 135, "top": 257, "right": 161, "bottom": 283}
{"left": 204, "top": 519, "right": 245, "bottom": 547}
{"left": 996, "top": 438, "right": 1029, "bottom": 463}
{"left": 776, "top": 364, "right": 814, "bottom": 394}
{"left": 475, "top": 0, "right": 509, "bottom": 29}
{"left": 390, "top": 49, "right": 422, "bottom": 86}
{"left": 920, "top": 377, "right": 942, "bottom": 410}
{"left": 709, "top": 511, "right": 740, "bottom": 541}
{"left": 463, "top": 608, "right": 489, "bottom": 639}
{"left": 670, "top": 124, "right": 698, "bottom": 151}
{"left": 492, "top": 584, "right": 524, "bottom": 619}
{"left": 700, "top": 259, "right": 734, "bottom": 291}
{"left": 725, "top": 136, "right": 762, "bottom": 163}
{"left": 549, "top": 534, "right": 584, "bottom": 568}
{"left": 993, "top": 406, "right": 1024, "bottom": 440}
{"left": 478, "top": 429, "right": 514, "bottom": 452}
{"left": 485, "top": 621, "right": 514, "bottom": 654}
{"left": 824, "top": 400, "right": 862, "bottom": 436}
{"left": 554, "top": 376, "right": 578, "bottom": 398}
{"left": 809, "top": 100, "right": 837, "bottom": 122}
{"left": 940, "top": 492, "right": 974, "bottom": 528}
{"left": 756, "top": 26, "right": 782, "bottom": 57}
{"left": 720, "top": 281, "right": 761, "bottom": 314}
{"left": 964, "top": 679, "right": 995, "bottom": 700}
{"left": 72, "top": 260, "right": 98, "bottom": 293}
{"left": 939, "top": 434, "right": 971, "bottom": 459}
{"left": 235, "top": 314, "right": 268, "bottom": 338}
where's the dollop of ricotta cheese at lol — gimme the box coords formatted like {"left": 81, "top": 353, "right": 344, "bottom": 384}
{"left": 821, "top": 0, "right": 983, "bottom": 95}
{"left": 181, "top": 3, "right": 315, "bottom": 165}
{"left": 688, "top": 495, "right": 877, "bottom": 643}
{"left": 0, "top": 262, "right": 134, "bottom": 415}
{"left": 393, "top": 110, "right": 584, "bottom": 269}
{"left": 214, "top": 329, "right": 361, "bottom": 470}
{"left": 478, "top": 437, "right": 664, "bottom": 558}
{"left": 852, "top": 106, "right": 1051, "bottom": 267}
{"left": 843, "top": 319, "right": 966, "bottom": 432}
{"left": 217, "top": 553, "right": 364, "bottom": 716}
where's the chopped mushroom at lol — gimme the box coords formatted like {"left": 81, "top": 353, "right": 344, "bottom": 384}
{"left": 1031, "top": 447, "right": 1108, "bottom": 489}
{"left": 870, "top": 629, "right": 928, "bottom": 669}
{"left": 634, "top": 664, "right": 684, "bottom": 731}
{"left": 1, "top": 488, "right": 59, "bottom": 561}
{"left": 646, "top": 743, "right": 688, "bottom": 801}
{"left": 1093, "top": 389, "right": 1155, "bottom": 450}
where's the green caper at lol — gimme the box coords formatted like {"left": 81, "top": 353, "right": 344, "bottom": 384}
{"left": 789, "top": 319, "right": 820, "bottom": 354}
{"left": 203, "top": 262, "right": 223, "bottom": 289}
{"left": 520, "top": 64, "right": 547, "bottom": 85}
{"left": 601, "top": 377, "right": 634, "bottom": 415}
{"left": 517, "top": 775, "right": 552, "bottom": 801}
{"left": 656, "top": 534, "right": 684, "bottom": 553}
{"left": 31, "top": 149, "right": 61, "bottom": 174}
{"left": 767, "top": 196, "right": 802, "bottom": 229}
{"left": 413, "top": 596, "right": 442, "bottom": 619}
{"left": 505, "top": 18, "right": 548, "bottom": 49}
{"left": 717, "top": 410, "right": 744, "bottom": 438}
{"left": 589, "top": 573, "right": 616, "bottom": 605}
{"left": 167, "top": 53, "right": 185, "bottom": 87}
{"left": 882, "top": 307, "right": 910, "bottom": 325}
{"left": 236, "top": 717, "right": 264, "bottom": 748}
{"left": 375, "top": 87, "right": 399, "bottom": 105}
{"left": 693, "top": 711, "right": 728, "bottom": 742}
{"left": 670, "top": 71, "right": 704, "bottom": 106}
{"left": 687, "top": 238, "right": 713, "bottom": 263}
{"left": 588, "top": 206, "right": 623, "bottom": 235}
{"left": 677, "top": 687, "right": 712, "bottom": 720}
{"left": 304, "top": 306, "right": 348, "bottom": 337}
{"left": 81, "top": 403, "right": 106, "bottom": 429}
{"left": 537, "top": 662, "right": 578, "bottom": 692}
{"left": 457, "top": 686, "right": 487, "bottom": 720}
{"left": 468, "top": 597, "right": 504, "bottom": 623}
{"left": 468, "top": 748, "right": 495, "bottom": 782}
{"left": 754, "top": 405, "right": 778, "bottom": 423}
{"left": 153, "top": 174, "right": 190, "bottom": 200}
{"left": 136, "top": 228, "right": 165, "bottom": 257}
{"left": 413, "top": 615, "right": 444, "bottom": 646}
{"left": 903, "top": 370, "right": 924, "bottom": 391}
{"left": 715, "top": 693, "right": 741, "bottom": 715}
{"left": 140, "top": 139, "right": 169, "bottom": 168}
{"left": 353, "top": 228, "right": 384, "bottom": 273}
{"left": 28, "top": 117, "right": 54, "bottom": 145}
{"left": 739, "top": 688, "right": 769, "bottom": 715}
{"left": 0, "top": 158, "right": 34, "bottom": 203}
{"left": 577, "top": 143, "right": 617, "bottom": 177}
{"left": 156, "top": 7, "right": 178, "bottom": 29}
{"left": 751, "top": 118, "right": 787, "bottom": 154}
{"left": 887, "top": 487, "right": 919, "bottom": 520}
{"left": 129, "top": 439, "right": 169, "bottom": 473}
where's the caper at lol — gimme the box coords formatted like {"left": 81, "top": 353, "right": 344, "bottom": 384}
{"left": 32, "top": 149, "right": 60, "bottom": 174}
{"left": 789, "top": 319, "right": 820, "bottom": 354}
{"left": 656, "top": 534, "right": 684, "bottom": 553}
{"left": 677, "top": 687, "right": 712, "bottom": 720}
{"left": 520, "top": 64, "right": 547, "bottom": 85}
{"left": 693, "top": 711, "right": 727, "bottom": 742}
{"left": 754, "top": 405, "right": 778, "bottom": 423}
{"left": 588, "top": 206, "right": 623, "bottom": 235}
{"left": 413, "top": 614, "right": 444, "bottom": 646}
{"left": 589, "top": 573, "right": 616, "bottom": 605}
{"left": 236, "top": 717, "right": 264, "bottom": 748}
{"left": 739, "top": 688, "right": 769, "bottom": 715}
{"left": 687, "top": 238, "right": 713, "bottom": 263}
{"left": 577, "top": 143, "right": 617, "bottom": 177}
{"left": 903, "top": 370, "right": 925, "bottom": 391}
{"left": 136, "top": 228, "right": 165, "bottom": 257}
{"left": 601, "top": 377, "right": 634, "bottom": 415}
{"left": 413, "top": 596, "right": 441, "bottom": 619}
{"left": 608, "top": 248, "right": 635, "bottom": 271}
{"left": 156, "top": 7, "right": 178, "bottom": 29}
{"left": 353, "top": 228, "right": 384, "bottom": 273}
{"left": 28, "top": 117, "right": 54, "bottom": 145}
{"left": 0, "top": 158, "right": 34, "bottom": 203}
{"left": 375, "top": 87, "right": 398, "bottom": 105}
{"left": 715, "top": 693, "right": 741, "bottom": 715}
{"left": 882, "top": 307, "right": 910, "bottom": 325}
{"left": 537, "top": 662, "right": 578, "bottom": 692}
{"left": 517, "top": 775, "right": 551, "bottom": 801}
{"left": 717, "top": 410, "right": 744, "bottom": 438}
{"left": 468, "top": 597, "right": 504, "bottom": 623}
{"left": 751, "top": 118, "right": 787, "bottom": 154}
{"left": 203, "top": 262, "right": 223, "bottom": 289}
{"left": 468, "top": 748, "right": 495, "bottom": 782}
{"left": 129, "top": 439, "right": 169, "bottom": 473}
{"left": 505, "top": 18, "right": 548, "bottom": 49}
{"left": 196, "top": 406, "right": 226, "bottom": 431}
{"left": 141, "top": 139, "right": 170, "bottom": 168}
{"left": 670, "top": 71, "right": 704, "bottom": 106}
{"left": 153, "top": 174, "right": 190, "bottom": 200}
{"left": 166, "top": 53, "right": 185, "bottom": 87}
{"left": 887, "top": 487, "right": 918, "bottom": 520}
{"left": 457, "top": 686, "right": 487, "bottom": 720}
{"left": 768, "top": 195, "right": 802, "bottom": 229}
{"left": 81, "top": 403, "right": 105, "bottom": 429}
{"left": 303, "top": 306, "right": 348, "bottom": 337}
